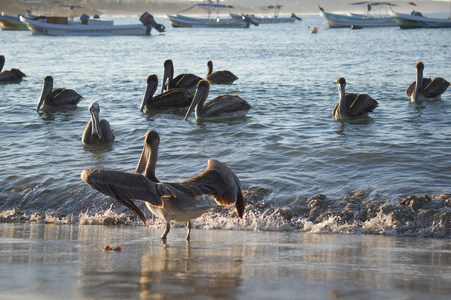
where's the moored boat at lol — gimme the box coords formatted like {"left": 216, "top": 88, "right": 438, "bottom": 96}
{"left": 19, "top": 12, "right": 165, "bottom": 36}
{"left": 319, "top": 2, "right": 398, "bottom": 28}
{"left": 0, "top": 13, "right": 29, "bottom": 30}
{"left": 389, "top": 10, "right": 451, "bottom": 29}
{"left": 166, "top": 2, "right": 258, "bottom": 28}
{"left": 231, "top": 4, "right": 301, "bottom": 24}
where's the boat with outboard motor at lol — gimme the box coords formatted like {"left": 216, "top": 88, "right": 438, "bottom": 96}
{"left": 389, "top": 10, "right": 451, "bottom": 29}
{"left": 19, "top": 12, "right": 165, "bottom": 36}
{"left": 319, "top": 2, "right": 398, "bottom": 28}
{"left": 166, "top": 1, "right": 258, "bottom": 28}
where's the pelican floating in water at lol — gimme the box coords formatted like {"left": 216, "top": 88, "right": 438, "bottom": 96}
{"left": 82, "top": 102, "right": 115, "bottom": 145}
{"left": 140, "top": 74, "right": 193, "bottom": 112}
{"left": 36, "top": 76, "right": 83, "bottom": 112}
{"left": 162, "top": 59, "right": 202, "bottom": 93}
{"left": 333, "top": 77, "right": 378, "bottom": 120}
{"left": 406, "top": 61, "right": 450, "bottom": 103}
{"left": 81, "top": 130, "right": 244, "bottom": 240}
{"left": 0, "top": 55, "right": 26, "bottom": 84}
{"left": 185, "top": 80, "right": 251, "bottom": 120}
{"left": 206, "top": 60, "right": 238, "bottom": 84}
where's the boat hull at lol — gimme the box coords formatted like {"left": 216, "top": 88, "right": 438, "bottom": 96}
{"left": 0, "top": 14, "right": 28, "bottom": 30}
{"left": 166, "top": 14, "right": 249, "bottom": 28}
{"left": 19, "top": 16, "right": 148, "bottom": 36}
{"left": 320, "top": 10, "right": 397, "bottom": 28}
{"left": 389, "top": 11, "right": 451, "bottom": 29}
{"left": 229, "top": 13, "right": 295, "bottom": 24}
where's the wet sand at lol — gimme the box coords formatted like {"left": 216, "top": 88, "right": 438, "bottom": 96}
{"left": 0, "top": 223, "right": 449, "bottom": 299}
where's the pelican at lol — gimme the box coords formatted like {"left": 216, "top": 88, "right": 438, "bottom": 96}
{"left": 0, "top": 55, "right": 26, "bottom": 84}
{"left": 162, "top": 59, "right": 202, "bottom": 93}
{"left": 140, "top": 74, "right": 193, "bottom": 112}
{"left": 82, "top": 102, "right": 115, "bottom": 145}
{"left": 36, "top": 76, "right": 83, "bottom": 112}
{"left": 333, "top": 77, "right": 378, "bottom": 120}
{"left": 206, "top": 60, "right": 238, "bottom": 84}
{"left": 406, "top": 61, "right": 450, "bottom": 102}
{"left": 81, "top": 130, "right": 245, "bottom": 240}
{"left": 185, "top": 80, "right": 251, "bottom": 120}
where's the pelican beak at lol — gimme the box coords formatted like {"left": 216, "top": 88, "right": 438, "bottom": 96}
{"left": 337, "top": 82, "right": 346, "bottom": 119}
{"left": 161, "top": 66, "right": 169, "bottom": 93}
{"left": 140, "top": 80, "right": 157, "bottom": 112}
{"left": 184, "top": 84, "right": 206, "bottom": 120}
{"left": 90, "top": 106, "right": 103, "bottom": 140}
{"left": 37, "top": 80, "right": 52, "bottom": 112}
{"left": 413, "top": 68, "right": 423, "bottom": 102}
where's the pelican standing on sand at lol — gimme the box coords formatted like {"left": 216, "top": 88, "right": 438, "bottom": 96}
{"left": 206, "top": 60, "right": 238, "bottom": 84}
{"left": 406, "top": 61, "right": 450, "bottom": 102}
{"left": 0, "top": 55, "right": 26, "bottom": 84}
{"left": 333, "top": 77, "right": 378, "bottom": 120}
{"left": 162, "top": 59, "right": 202, "bottom": 93}
{"left": 140, "top": 74, "right": 193, "bottom": 112}
{"left": 81, "top": 130, "right": 244, "bottom": 240}
{"left": 82, "top": 102, "right": 115, "bottom": 145}
{"left": 185, "top": 80, "right": 251, "bottom": 120}
{"left": 36, "top": 76, "right": 83, "bottom": 112}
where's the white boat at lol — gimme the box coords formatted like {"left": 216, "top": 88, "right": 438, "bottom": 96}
{"left": 389, "top": 10, "right": 451, "bottom": 29}
{"left": 166, "top": 2, "right": 258, "bottom": 28}
{"left": 319, "top": 2, "right": 398, "bottom": 28}
{"left": 19, "top": 12, "right": 165, "bottom": 36}
{"left": 231, "top": 5, "right": 301, "bottom": 24}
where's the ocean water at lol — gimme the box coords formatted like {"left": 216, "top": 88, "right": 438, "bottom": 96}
{"left": 0, "top": 15, "right": 450, "bottom": 238}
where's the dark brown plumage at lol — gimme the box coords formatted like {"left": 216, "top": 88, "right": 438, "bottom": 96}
{"left": 406, "top": 61, "right": 449, "bottom": 102}
{"left": 333, "top": 77, "right": 378, "bottom": 120}
{"left": 140, "top": 74, "right": 193, "bottom": 111}
{"left": 162, "top": 59, "right": 202, "bottom": 93}
{"left": 0, "top": 55, "right": 26, "bottom": 84}
{"left": 185, "top": 80, "right": 251, "bottom": 120}
{"left": 36, "top": 76, "right": 82, "bottom": 112}
{"left": 206, "top": 60, "right": 238, "bottom": 84}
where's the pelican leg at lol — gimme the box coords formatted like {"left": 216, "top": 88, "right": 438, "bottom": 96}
{"left": 161, "top": 221, "right": 170, "bottom": 239}
{"left": 186, "top": 221, "right": 191, "bottom": 240}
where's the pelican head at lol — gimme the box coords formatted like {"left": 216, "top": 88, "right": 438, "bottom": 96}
{"left": 184, "top": 80, "right": 210, "bottom": 120}
{"left": 140, "top": 74, "right": 158, "bottom": 112}
{"left": 413, "top": 61, "right": 424, "bottom": 102}
{"left": 37, "top": 76, "right": 54, "bottom": 112}
{"left": 336, "top": 77, "right": 346, "bottom": 118}
{"left": 162, "top": 59, "right": 174, "bottom": 93}
{"left": 89, "top": 101, "right": 104, "bottom": 140}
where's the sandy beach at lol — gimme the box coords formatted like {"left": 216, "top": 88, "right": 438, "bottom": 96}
{"left": 0, "top": 223, "right": 449, "bottom": 299}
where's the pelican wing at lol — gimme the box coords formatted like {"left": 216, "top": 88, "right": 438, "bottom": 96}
{"left": 348, "top": 93, "right": 378, "bottom": 117}
{"left": 204, "top": 95, "right": 251, "bottom": 117}
{"left": 207, "top": 71, "right": 238, "bottom": 84}
{"left": 151, "top": 88, "right": 193, "bottom": 108}
{"left": 0, "top": 71, "right": 21, "bottom": 83}
{"left": 406, "top": 78, "right": 432, "bottom": 96}
{"left": 175, "top": 159, "right": 244, "bottom": 218}
{"left": 423, "top": 77, "right": 450, "bottom": 98}
{"left": 48, "top": 88, "right": 82, "bottom": 106}
{"left": 81, "top": 121, "right": 93, "bottom": 144}
{"left": 100, "top": 119, "right": 115, "bottom": 143}
{"left": 174, "top": 74, "right": 202, "bottom": 90}
{"left": 81, "top": 169, "right": 176, "bottom": 223}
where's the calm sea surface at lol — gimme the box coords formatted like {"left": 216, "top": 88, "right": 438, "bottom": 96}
{"left": 0, "top": 15, "right": 450, "bottom": 237}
